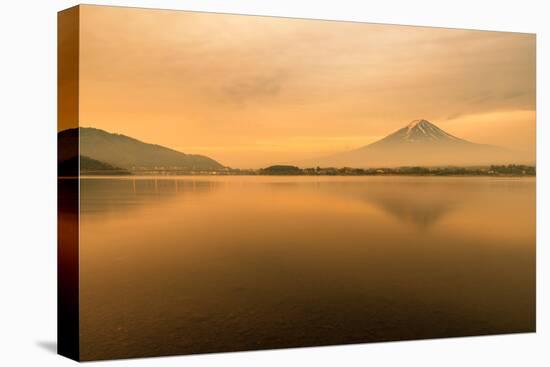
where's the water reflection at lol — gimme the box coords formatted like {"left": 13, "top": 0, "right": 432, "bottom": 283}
{"left": 82, "top": 177, "right": 495, "bottom": 230}
{"left": 81, "top": 177, "right": 471, "bottom": 228}
{"left": 79, "top": 176, "right": 535, "bottom": 360}
{"left": 81, "top": 177, "right": 220, "bottom": 214}
{"left": 306, "top": 178, "right": 464, "bottom": 229}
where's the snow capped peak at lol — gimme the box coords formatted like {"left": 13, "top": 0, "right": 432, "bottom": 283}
{"left": 406, "top": 119, "right": 430, "bottom": 129}
{"left": 376, "top": 119, "right": 466, "bottom": 145}
{"left": 404, "top": 119, "right": 438, "bottom": 139}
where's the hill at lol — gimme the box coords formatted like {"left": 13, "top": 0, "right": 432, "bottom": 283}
{"left": 58, "top": 127, "right": 224, "bottom": 171}
{"left": 58, "top": 155, "right": 131, "bottom": 176}
{"left": 259, "top": 165, "right": 303, "bottom": 175}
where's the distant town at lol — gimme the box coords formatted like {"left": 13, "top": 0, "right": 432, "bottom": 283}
{"left": 255, "top": 164, "right": 536, "bottom": 176}
{"left": 77, "top": 164, "right": 536, "bottom": 177}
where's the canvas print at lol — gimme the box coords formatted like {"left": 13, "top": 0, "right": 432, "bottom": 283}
{"left": 58, "top": 5, "right": 536, "bottom": 361}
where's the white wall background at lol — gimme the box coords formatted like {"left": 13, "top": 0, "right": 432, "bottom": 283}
{"left": 0, "top": 0, "right": 547, "bottom": 365}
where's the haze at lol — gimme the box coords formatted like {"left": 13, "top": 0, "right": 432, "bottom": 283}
{"left": 76, "top": 5, "right": 535, "bottom": 168}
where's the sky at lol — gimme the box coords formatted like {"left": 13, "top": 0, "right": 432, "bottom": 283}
{"left": 77, "top": 5, "right": 536, "bottom": 168}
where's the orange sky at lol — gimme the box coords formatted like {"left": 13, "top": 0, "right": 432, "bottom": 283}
{"left": 77, "top": 5, "right": 535, "bottom": 168}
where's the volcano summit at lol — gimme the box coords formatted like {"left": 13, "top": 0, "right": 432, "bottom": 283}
{"left": 299, "top": 119, "right": 527, "bottom": 168}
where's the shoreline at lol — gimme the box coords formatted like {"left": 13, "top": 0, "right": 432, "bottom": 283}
{"left": 71, "top": 173, "right": 536, "bottom": 179}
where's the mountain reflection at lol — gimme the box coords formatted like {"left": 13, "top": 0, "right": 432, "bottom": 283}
{"left": 295, "top": 178, "right": 471, "bottom": 229}
{"left": 81, "top": 176, "right": 473, "bottom": 229}
{"left": 353, "top": 181, "right": 462, "bottom": 229}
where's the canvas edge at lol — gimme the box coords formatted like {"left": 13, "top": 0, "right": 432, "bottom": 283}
{"left": 57, "top": 4, "right": 81, "bottom": 362}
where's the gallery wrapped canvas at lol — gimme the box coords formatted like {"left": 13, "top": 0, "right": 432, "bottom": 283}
{"left": 58, "top": 5, "right": 536, "bottom": 362}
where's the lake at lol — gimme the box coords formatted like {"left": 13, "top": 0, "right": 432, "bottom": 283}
{"left": 78, "top": 176, "right": 535, "bottom": 360}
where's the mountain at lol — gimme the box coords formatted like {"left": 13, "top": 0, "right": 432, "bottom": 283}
{"left": 298, "top": 119, "right": 528, "bottom": 168}
{"left": 372, "top": 119, "right": 467, "bottom": 146}
{"left": 58, "top": 155, "right": 131, "bottom": 176}
{"left": 58, "top": 127, "right": 225, "bottom": 171}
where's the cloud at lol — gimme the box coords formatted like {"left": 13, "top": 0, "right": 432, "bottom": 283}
{"left": 447, "top": 112, "right": 463, "bottom": 120}
{"left": 79, "top": 6, "right": 536, "bottom": 167}
{"left": 221, "top": 70, "right": 288, "bottom": 106}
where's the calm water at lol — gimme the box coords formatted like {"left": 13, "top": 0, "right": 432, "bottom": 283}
{"left": 79, "top": 176, "right": 535, "bottom": 360}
